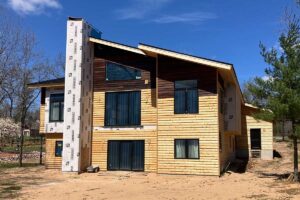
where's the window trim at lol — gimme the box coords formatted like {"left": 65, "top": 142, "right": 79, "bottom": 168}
{"left": 174, "top": 139, "right": 200, "bottom": 159}
{"left": 49, "top": 93, "right": 64, "bottom": 122}
{"left": 55, "top": 140, "right": 63, "bottom": 157}
{"left": 104, "top": 91, "right": 141, "bottom": 127}
{"left": 174, "top": 80, "right": 199, "bottom": 114}
{"left": 105, "top": 61, "right": 142, "bottom": 81}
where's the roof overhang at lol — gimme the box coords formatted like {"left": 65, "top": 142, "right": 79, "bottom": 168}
{"left": 89, "top": 37, "right": 146, "bottom": 55}
{"left": 28, "top": 78, "right": 65, "bottom": 88}
{"left": 138, "top": 44, "right": 232, "bottom": 70}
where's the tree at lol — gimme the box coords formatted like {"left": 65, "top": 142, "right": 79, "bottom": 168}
{"left": 0, "top": 118, "right": 20, "bottom": 151}
{"left": 0, "top": 9, "right": 63, "bottom": 166}
{"left": 246, "top": 16, "right": 300, "bottom": 181}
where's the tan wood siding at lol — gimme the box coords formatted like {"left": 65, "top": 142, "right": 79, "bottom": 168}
{"left": 237, "top": 106, "right": 273, "bottom": 152}
{"left": 91, "top": 58, "right": 157, "bottom": 172}
{"left": 40, "top": 104, "right": 45, "bottom": 133}
{"left": 156, "top": 56, "right": 220, "bottom": 176}
{"left": 45, "top": 133, "right": 62, "bottom": 169}
{"left": 39, "top": 88, "right": 46, "bottom": 133}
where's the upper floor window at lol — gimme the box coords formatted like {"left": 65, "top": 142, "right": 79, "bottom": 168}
{"left": 105, "top": 91, "right": 141, "bottom": 126}
{"left": 49, "top": 93, "right": 64, "bottom": 122}
{"left": 174, "top": 80, "right": 198, "bottom": 114}
{"left": 106, "top": 62, "right": 141, "bottom": 81}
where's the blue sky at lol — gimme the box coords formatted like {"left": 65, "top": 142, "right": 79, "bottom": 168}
{"left": 1, "top": 0, "right": 299, "bottom": 85}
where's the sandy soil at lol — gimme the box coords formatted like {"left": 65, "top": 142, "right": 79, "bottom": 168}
{"left": 1, "top": 141, "right": 300, "bottom": 200}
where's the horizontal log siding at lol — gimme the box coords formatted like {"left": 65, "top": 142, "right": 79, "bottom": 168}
{"left": 91, "top": 58, "right": 157, "bottom": 172}
{"left": 236, "top": 106, "right": 273, "bottom": 152}
{"left": 45, "top": 133, "right": 62, "bottom": 169}
{"left": 157, "top": 56, "right": 220, "bottom": 176}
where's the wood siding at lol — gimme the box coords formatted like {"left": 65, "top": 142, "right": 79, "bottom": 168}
{"left": 45, "top": 133, "right": 62, "bottom": 169}
{"left": 236, "top": 105, "right": 273, "bottom": 152}
{"left": 156, "top": 56, "right": 220, "bottom": 176}
{"left": 91, "top": 58, "right": 157, "bottom": 172}
{"left": 39, "top": 88, "right": 46, "bottom": 133}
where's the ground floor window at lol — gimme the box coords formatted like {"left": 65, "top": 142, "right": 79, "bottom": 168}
{"left": 174, "top": 139, "right": 199, "bottom": 159}
{"left": 107, "top": 140, "right": 144, "bottom": 171}
{"left": 55, "top": 141, "right": 63, "bottom": 157}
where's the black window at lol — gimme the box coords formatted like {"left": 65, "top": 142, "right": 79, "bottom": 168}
{"left": 219, "top": 132, "right": 222, "bottom": 151}
{"left": 106, "top": 62, "right": 141, "bottom": 81}
{"left": 49, "top": 93, "right": 64, "bottom": 122}
{"left": 174, "top": 139, "right": 199, "bottom": 159}
{"left": 105, "top": 91, "right": 141, "bottom": 126}
{"left": 174, "top": 80, "right": 198, "bottom": 114}
{"left": 55, "top": 141, "right": 63, "bottom": 157}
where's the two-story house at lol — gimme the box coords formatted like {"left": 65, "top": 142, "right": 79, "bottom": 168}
{"left": 28, "top": 17, "right": 273, "bottom": 176}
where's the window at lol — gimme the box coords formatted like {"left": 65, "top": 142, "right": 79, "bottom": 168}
{"left": 219, "top": 89, "right": 224, "bottom": 114}
{"left": 105, "top": 91, "right": 141, "bottom": 126}
{"left": 174, "top": 80, "right": 198, "bottom": 114}
{"left": 49, "top": 93, "right": 64, "bottom": 122}
{"left": 106, "top": 61, "right": 141, "bottom": 81}
{"left": 174, "top": 139, "right": 199, "bottom": 159}
{"left": 55, "top": 141, "right": 63, "bottom": 157}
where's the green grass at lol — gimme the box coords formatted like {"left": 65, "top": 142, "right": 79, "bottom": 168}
{"left": 2, "top": 145, "right": 45, "bottom": 153}
{"left": 0, "top": 162, "right": 41, "bottom": 169}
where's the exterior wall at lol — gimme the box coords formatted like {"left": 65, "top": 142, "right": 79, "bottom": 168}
{"left": 91, "top": 58, "right": 157, "bottom": 172}
{"left": 156, "top": 56, "right": 220, "bottom": 176}
{"left": 218, "top": 75, "right": 237, "bottom": 171}
{"left": 62, "top": 18, "right": 101, "bottom": 172}
{"left": 236, "top": 106, "right": 273, "bottom": 160}
{"left": 45, "top": 133, "right": 63, "bottom": 169}
{"left": 44, "top": 88, "right": 64, "bottom": 133}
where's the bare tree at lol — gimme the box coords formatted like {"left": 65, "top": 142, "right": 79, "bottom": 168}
{"left": 0, "top": 9, "right": 62, "bottom": 166}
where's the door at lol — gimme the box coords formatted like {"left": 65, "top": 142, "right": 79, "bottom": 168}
{"left": 107, "top": 140, "right": 144, "bottom": 171}
{"left": 250, "top": 129, "right": 261, "bottom": 150}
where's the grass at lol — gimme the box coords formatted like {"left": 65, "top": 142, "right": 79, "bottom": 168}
{"left": 2, "top": 144, "right": 45, "bottom": 153}
{"left": 0, "top": 162, "right": 41, "bottom": 169}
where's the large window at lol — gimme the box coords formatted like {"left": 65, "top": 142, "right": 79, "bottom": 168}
{"left": 174, "top": 139, "right": 199, "bottom": 159}
{"left": 49, "top": 93, "right": 64, "bottom": 122}
{"left": 105, "top": 91, "right": 141, "bottom": 126}
{"left": 55, "top": 141, "right": 63, "bottom": 157}
{"left": 106, "top": 62, "right": 141, "bottom": 81}
{"left": 174, "top": 80, "right": 198, "bottom": 114}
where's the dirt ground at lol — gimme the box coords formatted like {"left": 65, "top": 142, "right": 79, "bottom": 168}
{"left": 1, "top": 141, "right": 300, "bottom": 200}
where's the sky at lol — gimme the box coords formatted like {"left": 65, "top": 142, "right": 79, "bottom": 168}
{"left": 1, "top": 0, "right": 299, "bottom": 85}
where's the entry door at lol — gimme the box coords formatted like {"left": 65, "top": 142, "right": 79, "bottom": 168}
{"left": 250, "top": 129, "right": 261, "bottom": 150}
{"left": 108, "top": 140, "right": 144, "bottom": 171}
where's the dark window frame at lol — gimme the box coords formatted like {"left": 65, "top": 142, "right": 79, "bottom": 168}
{"left": 55, "top": 140, "right": 63, "bottom": 157}
{"left": 49, "top": 93, "right": 64, "bottom": 122}
{"left": 174, "top": 80, "right": 199, "bottom": 114}
{"left": 105, "top": 91, "right": 141, "bottom": 127}
{"left": 105, "top": 61, "right": 142, "bottom": 81}
{"left": 174, "top": 139, "right": 200, "bottom": 159}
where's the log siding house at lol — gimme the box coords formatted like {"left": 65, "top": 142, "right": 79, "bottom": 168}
{"left": 28, "top": 18, "right": 273, "bottom": 175}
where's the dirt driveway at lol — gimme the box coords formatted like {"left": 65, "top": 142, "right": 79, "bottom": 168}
{"left": 1, "top": 141, "right": 300, "bottom": 200}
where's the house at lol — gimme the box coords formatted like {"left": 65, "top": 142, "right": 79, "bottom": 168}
{"left": 28, "top": 17, "right": 273, "bottom": 176}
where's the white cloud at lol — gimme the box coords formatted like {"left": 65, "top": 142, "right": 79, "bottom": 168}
{"left": 115, "top": 0, "right": 172, "bottom": 20}
{"left": 7, "top": 0, "right": 62, "bottom": 15}
{"left": 152, "top": 12, "right": 217, "bottom": 24}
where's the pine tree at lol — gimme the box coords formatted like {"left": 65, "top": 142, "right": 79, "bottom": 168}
{"left": 247, "top": 16, "right": 300, "bottom": 181}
